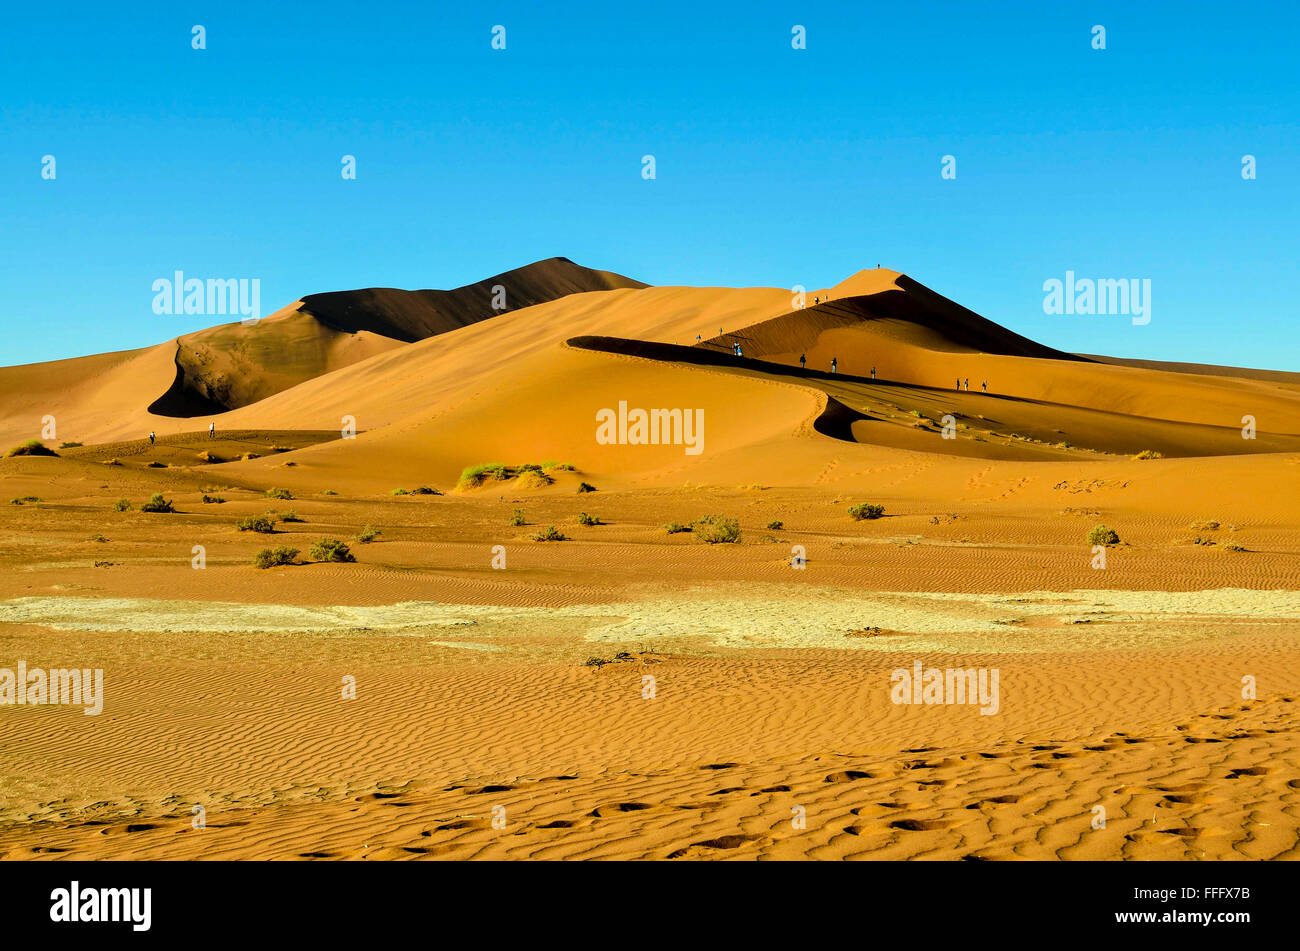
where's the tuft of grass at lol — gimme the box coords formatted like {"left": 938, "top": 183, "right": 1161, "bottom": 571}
{"left": 237, "top": 515, "right": 277, "bottom": 533}
{"left": 412, "top": 486, "right": 441, "bottom": 495}
{"left": 5, "top": 439, "right": 58, "bottom": 458}
{"left": 58, "top": 441, "right": 83, "bottom": 449}
{"left": 530, "top": 525, "right": 568, "bottom": 542}
{"left": 509, "top": 508, "right": 527, "bottom": 526}
{"left": 280, "top": 509, "right": 305, "bottom": 523}
{"left": 320, "top": 489, "right": 338, "bottom": 496}
{"left": 355, "top": 525, "right": 381, "bottom": 543}
{"left": 201, "top": 494, "right": 225, "bottom": 504}
{"left": 390, "top": 488, "right": 410, "bottom": 495}
{"left": 265, "top": 487, "right": 293, "bottom": 500}
{"left": 697, "top": 517, "right": 741, "bottom": 544}
{"left": 309, "top": 537, "right": 355, "bottom": 562}
{"left": 1223, "top": 543, "right": 1248, "bottom": 552}
{"left": 664, "top": 521, "right": 692, "bottom": 534}
{"left": 140, "top": 492, "right": 175, "bottom": 513}
{"left": 541, "top": 461, "right": 575, "bottom": 471}
{"left": 1087, "top": 524, "right": 1120, "bottom": 547}
{"left": 113, "top": 498, "right": 131, "bottom": 512}
{"left": 458, "top": 462, "right": 570, "bottom": 491}
{"left": 766, "top": 520, "right": 784, "bottom": 530}
{"left": 1132, "top": 449, "right": 1164, "bottom": 460}
{"left": 89, "top": 534, "right": 108, "bottom": 543}
{"left": 848, "top": 503, "right": 885, "bottom": 521}
{"left": 253, "top": 546, "right": 299, "bottom": 569}
{"left": 577, "top": 482, "right": 596, "bottom": 493}
{"left": 576, "top": 512, "right": 602, "bottom": 526}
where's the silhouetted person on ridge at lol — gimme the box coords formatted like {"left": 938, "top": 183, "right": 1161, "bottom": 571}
{"left": 148, "top": 431, "right": 155, "bottom": 446}
{"left": 831, "top": 357, "right": 838, "bottom": 374}
{"left": 799, "top": 353, "right": 806, "bottom": 371}
{"left": 963, "top": 378, "right": 969, "bottom": 391}
{"left": 982, "top": 380, "right": 987, "bottom": 392}
{"left": 209, "top": 422, "right": 215, "bottom": 439}
{"left": 871, "top": 366, "right": 876, "bottom": 379}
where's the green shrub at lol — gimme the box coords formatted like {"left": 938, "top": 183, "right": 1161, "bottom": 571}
{"left": 509, "top": 508, "right": 526, "bottom": 526}
{"left": 5, "top": 439, "right": 58, "bottom": 458}
{"left": 1132, "top": 450, "right": 1163, "bottom": 460}
{"left": 530, "top": 525, "right": 568, "bottom": 542}
{"left": 309, "top": 537, "right": 355, "bottom": 562}
{"left": 265, "top": 487, "right": 293, "bottom": 500}
{"left": 698, "top": 517, "right": 741, "bottom": 544}
{"left": 848, "top": 503, "right": 885, "bottom": 521}
{"left": 390, "top": 488, "right": 410, "bottom": 495}
{"left": 113, "top": 498, "right": 131, "bottom": 512}
{"left": 253, "top": 546, "right": 299, "bottom": 569}
{"left": 356, "top": 525, "right": 381, "bottom": 543}
{"left": 1087, "top": 524, "right": 1120, "bottom": 547}
{"left": 664, "top": 521, "right": 692, "bottom": 534}
{"left": 412, "top": 486, "right": 441, "bottom": 495}
{"left": 237, "top": 515, "right": 277, "bottom": 533}
{"left": 577, "top": 512, "right": 602, "bottom": 526}
{"left": 766, "top": 520, "right": 784, "bottom": 530}
{"left": 140, "top": 493, "right": 175, "bottom": 513}
{"left": 201, "top": 494, "right": 225, "bottom": 504}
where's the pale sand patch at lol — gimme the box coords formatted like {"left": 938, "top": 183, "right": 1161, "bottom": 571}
{"left": 2, "top": 587, "right": 1297, "bottom": 652}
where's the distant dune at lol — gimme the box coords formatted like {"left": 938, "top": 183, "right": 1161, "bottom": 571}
{"left": 2, "top": 263, "right": 1298, "bottom": 482}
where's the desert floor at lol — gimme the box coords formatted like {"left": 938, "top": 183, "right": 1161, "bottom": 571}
{"left": 1, "top": 443, "right": 1297, "bottom": 860}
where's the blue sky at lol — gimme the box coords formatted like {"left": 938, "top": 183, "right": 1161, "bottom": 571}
{"left": 2, "top": 0, "right": 1296, "bottom": 369}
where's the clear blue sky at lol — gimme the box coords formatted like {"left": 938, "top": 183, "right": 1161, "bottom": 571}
{"left": 2, "top": 0, "right": 1296, "bottom": 369}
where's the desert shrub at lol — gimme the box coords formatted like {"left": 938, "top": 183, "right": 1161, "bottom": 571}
{"left": 356, "top": 525, "right": 381, "bottom": 543}
{"left": 664, "top": 521, "right": 692, "bottom": 534}
{"left": 201, "top": 494, "right": 225, "bottom": 504}
{"left": 1087, "top": 524, "right": 1120, "bottom": 547}
{"left": 1223, "top": 543, "right": 1247, "bottom": 552}
{"left": 767, "top": 520, "right": 784, "bottom": 530}
{"left": 195, "top": 450, "right": 224, "bottom": 463}
{"left": 1189, "top": 520, "right": 1220, "bottom": 531}
{"left": 577, "top": 482, "right": 596, "bottom": 493}
{"left": 239, "top": 452, "right": 260, "bottom": 461}
{"left": 509, "top": 508, "right": 526, "bottom": 526}
{"left": 1132, "top": 450, "right": 1163, "bottom": 460}
{"left": 516, "top": 469, "right": 554, "bottom": 489}
{"left": 577, "top": 512, "right": 602, "bottom": 526}
{"left": 59, "top": 441, "right": 83, "bottom": 449}
{"left": 253, "top": 546, "right": 299, "bottom": 569}
{"left": 848, "top": 503, "right": 885, "bottom": 520}
{"left": 542, "top": 461, "right": 575, "bottom": 471}
{"left": 457, "top": 463, "right": 509, "bottom": 490}
{"left": 390, "top": 488, "right": 409, "bottom": 495}
{"left": 530, "top": 525, "right": 568, "bottom": 542}
{"left": 280, "top": 509, "right": 305, "bottom": 523}
{"left": 412, "top": 486, "right": 441, "bottom": 495}
{"left": 237, "top": 515, "right": 277, "bottom": 533}
{"left": 309, "top": 537, "right": 355, "bottom": 562}
{"left": 265, "top": 487, "right": 293, "bottom": 500}
{"left": 698, "top": 517, "right": 741, "bottom": 544}
{"left": 695, "top": 514, "right": 725, "bottom": 525}
{"left": 320, "top": 489, "right": 338, "bottom": 496}
{"left": 140, "top": 493, "right": 175, "bottom": 513}
{"left": 5, "top": 439, "right": 58, "bottom": 458}
{"left": 113, "top": 498, "right": 131, "bottom": 511}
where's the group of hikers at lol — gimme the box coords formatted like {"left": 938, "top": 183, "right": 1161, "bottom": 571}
{"left": 146, "top": 422, "right": 215, "bottom": 446}
{"left": 957, "top": 378, "right": 989, "bottom": 392}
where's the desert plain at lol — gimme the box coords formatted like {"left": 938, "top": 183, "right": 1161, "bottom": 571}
{"left": 1, "top": 259, "right": 1297, "bottom": 860}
